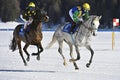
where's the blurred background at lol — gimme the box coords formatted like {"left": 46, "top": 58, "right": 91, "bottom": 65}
{"left": 0, "top": 0, "right": 120, "bottom": 30}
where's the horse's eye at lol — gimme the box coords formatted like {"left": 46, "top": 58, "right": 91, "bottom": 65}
{"left": 92, "top": 23, "right": 95, "bottom": 25}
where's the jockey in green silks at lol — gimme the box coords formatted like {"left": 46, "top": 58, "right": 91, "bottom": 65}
{"left": 69, "top": 3, "right": 91, "bottom": 33}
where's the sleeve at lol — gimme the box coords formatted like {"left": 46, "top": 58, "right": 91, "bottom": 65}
{"left": 73, "top": 11, "right": 79, "bottom": 23}
{"left": 78, "top": 10, "right": 82, "bottom": 17}
{"left": 22, "top": 12, "right": 29, "bottom": 20}
{"left": 83, "top": 10, "right": 89, "bottom": 20}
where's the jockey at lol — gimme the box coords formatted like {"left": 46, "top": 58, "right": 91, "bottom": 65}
{"left": 20, "top": 2, "right": 36, "bottom": 31}
{"left": 69, "top": 3, "right": 90, "bottom": 33}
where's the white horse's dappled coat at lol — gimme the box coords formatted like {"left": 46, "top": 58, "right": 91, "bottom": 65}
{"left": 46, "top": 15, "right": 101, "bottom": 70}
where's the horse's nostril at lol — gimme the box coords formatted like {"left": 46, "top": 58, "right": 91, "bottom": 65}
{"left": 93, "top": 32, "right": 97, "bottom": 36}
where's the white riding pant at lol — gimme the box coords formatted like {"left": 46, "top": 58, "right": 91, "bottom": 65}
{"left": 20, "top": 15, "right": 33, "bottom": 29}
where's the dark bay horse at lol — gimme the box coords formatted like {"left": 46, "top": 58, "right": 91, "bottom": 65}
{"left": 10, "top": 9, "right": 49, "bottom": 66}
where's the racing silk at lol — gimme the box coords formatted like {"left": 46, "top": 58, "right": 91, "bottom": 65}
{"left": 82, "top": 10, "right": 89, "bottom": 21}
{"left": 22, "top": 6, "right": 36, "bottom": 20}
{"left": 69, "top": 6, "right": 89, "bottom": 23}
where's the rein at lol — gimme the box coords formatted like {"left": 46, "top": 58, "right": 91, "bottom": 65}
{"left": 81, "top": 17, "right": 98, "bottom": 31}
{"left": 81, "top": 23, "right": 92, "bottom": 31}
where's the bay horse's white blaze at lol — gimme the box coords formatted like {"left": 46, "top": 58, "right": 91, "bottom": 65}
{"left": 46, "top": 15, "right": 101, "bottom": 70}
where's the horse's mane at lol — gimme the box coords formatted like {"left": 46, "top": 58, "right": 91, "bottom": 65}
{"left": 87, "top": 15, "right": 96, "bottom": 22}
{"left": 83, "top": 15, "right": 97, "bottom": 28}
{"left": 28, "top": 9, "right": 42, "bottom": 30}
{"left": 29, "top": 9, "right": 48, "bottom": 30}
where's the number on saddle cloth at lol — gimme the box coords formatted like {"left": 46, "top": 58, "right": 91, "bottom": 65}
{"left": 62, "top": 23, "right": 72, "bottom": 33}
{"left": 62, "top": 22, "right": 79, "bottom": 34}
{"left": 19, "top": 25, "right": 30, "bottom": 36}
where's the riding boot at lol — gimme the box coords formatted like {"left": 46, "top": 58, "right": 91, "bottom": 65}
{"left": 69, "top": 23, "right": 76, "bottom": 34}
{"left": 77, "top": 21, "right": 83, "bottom": 26}
{"left": 24, "top": 29, "right": 29, "bottom": 43}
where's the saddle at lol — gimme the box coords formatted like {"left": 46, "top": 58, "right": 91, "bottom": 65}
{"left": 19, "top": 25, "right": 30, "bottom": 43}
{"left": 19, "top": 25, "right": 30, "bottom": 36}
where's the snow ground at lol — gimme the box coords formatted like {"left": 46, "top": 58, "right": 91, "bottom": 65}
{"left": 0, "top": 22, "right": 120, "bottom": 80}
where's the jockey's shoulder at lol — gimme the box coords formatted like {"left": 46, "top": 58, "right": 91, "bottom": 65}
{"left": 71, "top": 6, "right": 82, "bottom": 11}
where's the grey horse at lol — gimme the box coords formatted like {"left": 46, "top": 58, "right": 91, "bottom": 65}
{"left": 46, "top": 15, "right": 101, "bottom": 70}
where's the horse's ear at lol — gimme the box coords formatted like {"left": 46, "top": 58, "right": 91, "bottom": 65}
{"left": 41, "top": 7, "right": 47, "bottom": 14}
{"left": 98, "top": 16, "right": 102, "bottom": 20}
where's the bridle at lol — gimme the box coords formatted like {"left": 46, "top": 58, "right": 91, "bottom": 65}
{"left": 81, "top": 17, "right": 98, "bottom": 31}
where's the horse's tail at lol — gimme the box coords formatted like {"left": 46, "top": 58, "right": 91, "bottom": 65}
{"left": 46, "top": 33, "right": 57, "bottom": 49}
{"left": 9, "top": 37, "right": 17, "bottom": 52}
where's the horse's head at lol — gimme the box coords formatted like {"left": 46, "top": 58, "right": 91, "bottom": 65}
{"left": 34, "top": 9, "right": 49, "bottom": 23}
{"left": 88, "top": 15, "right": 101, "bottom": 36}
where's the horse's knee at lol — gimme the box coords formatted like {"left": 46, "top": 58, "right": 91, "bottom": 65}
{"left": 91, "top": 50, "right": 94, "bottom": 55}
{"left": 19, "top": 49, "right": 22, "bottom": 54}
{"left": 41, "top": 48, "right": 43, "bottom": 52}
{"left": 23, "top": 47, "right": 26, "bottom": 51}
{"left": 77, "top": 55, "right": 80, "bottom": 60}
{"left": 58, "top": 48, "right": 61, "bottom": 53}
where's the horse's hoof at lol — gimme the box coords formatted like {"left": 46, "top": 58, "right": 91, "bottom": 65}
{"left": 63, "top": 62, "right": 67, "bottom": 66}
{"left": 24, "top": 63, "right": 27, "bottom": 66}
{"left": 75, "top": 67, "right": 79, "bottom": 70}
{"left": 86, "top": 63, "right": 90, "bottom": 68}
{"left": 32, "top": 53, "right": 38, "bottom": 56}
{"left": 37, "top": 56, "right": 40, "bottom": 60}
{"left": 26, "top": 57, "right": 30, "bottom": 62}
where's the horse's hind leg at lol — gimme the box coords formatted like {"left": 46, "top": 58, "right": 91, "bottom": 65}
{"left": 17, "top": 40, "right": 27, "bottom": 66}
{"left": 23, "top": 44, "right": 30, "bottom": 61}
{"left": 58, "top": 41, "right": 67, "bottom": 66}
{"left": 86, "top": 45, "right": 94, "bottom": 68}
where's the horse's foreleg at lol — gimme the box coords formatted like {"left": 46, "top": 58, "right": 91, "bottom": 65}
{"left": 86, "top": 45, "right": 94, "bottom": 68}
{"left": 23, "top": 44, "right": 30, "bottom": 61}
{"left": 17, "top": 41, "right": 27, "bottom": 66}
{"left": 32, "top": 45, "right": 39, "bottom": 55}
{"left": 69, "top": 45, "right": 80, "bottom": 62}
{"left": 58, "top": 41, "right": 67, "bottom": 66}
{"left": 37, "top": 43, "right": 43, "bottom": 60}
{"left": 67, "top": 43, "right": 79, "bottom": 70}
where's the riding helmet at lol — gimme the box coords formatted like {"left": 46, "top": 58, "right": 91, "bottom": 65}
{"left": 29, "top": 2, "right": 35, "bottom": 7}
{"left": 83, "top": 3, "right": 90, "bottom": 10}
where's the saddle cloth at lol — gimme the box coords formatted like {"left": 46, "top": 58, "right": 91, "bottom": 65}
{"left": 19, "top": 25, "right": 30, "bottom": 36}
{"left": 62, "top": 22, "right": 79, "bottom": 34}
